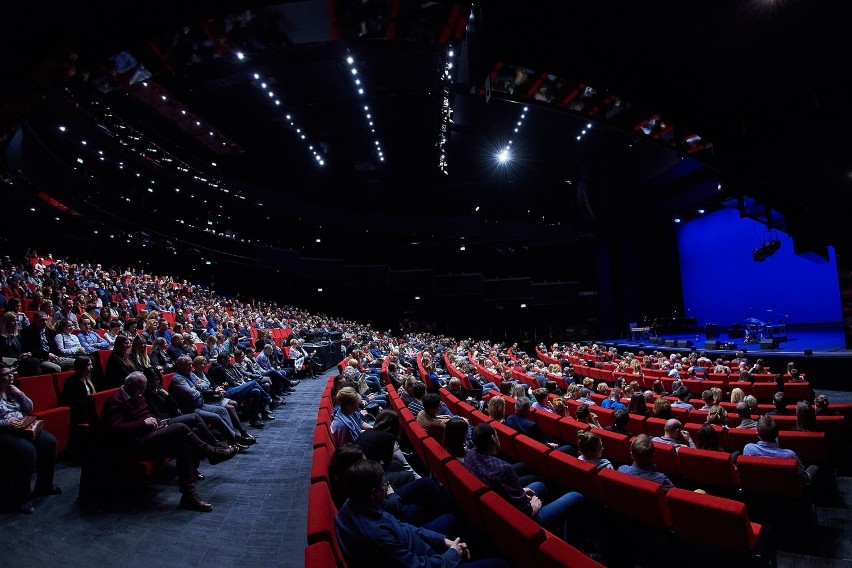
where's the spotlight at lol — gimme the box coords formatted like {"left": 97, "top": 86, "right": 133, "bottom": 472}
{"left": 497, "top": 149, "right": 510, "bottom": 163}
{"left": 698, "top": 209, "right": 705, "bottom": 214}
{"left": 448, "top": 49, "right": 454, "bottom": 57}
{"left": 753, "top": 239, "right": 781, "bottom": 262}
{"left": 351, "top": 69, "right": 357, "bottom": 75}
{"left": 358, "top": 88, "right": 364, "bottom": 94}
{"left": 674, "top": 218, "right": 681, "bottom": 223}
{"left": 236, "top": 52, "right": 245, "bottom": 60}
{"left": 587, "top": 123, "right": 592, "bottom": 128}
{"left": 58, "top": 126, "right": 66, "bottom": 132}
{"left": 346, "top": 56, "right": 354, "bottom": 64}
{"left": 253, "top": 73, "right": 260, "bottom": 79}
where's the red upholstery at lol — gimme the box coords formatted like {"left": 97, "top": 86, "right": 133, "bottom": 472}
{"left": 595, "top": 428, "right": 632, "bottom": 465}
{"left": 91, "top": 388, "right": 119, "bottom": 418}
{"left": 491, "top": 420, "right": 520, "bottom": 460}
{"left": 597, "top": 468, "right": 672, "bottom": 528}
{"left": 778, "top": 431, "right": 827, "bottom": 464}
{"left": 650, "top": 441, "right": 680, "bottom": 479}
{"left": 592, "top": 405, "right": 614, "bottom": 428}
{"left": 625, "top": 413, "right": 647, "bottom": 436}
{"left": 304, "top": 541, "right": 344, "bottom": 568}
{"left": 557, "top": 417, "right": 589, "bottom": 446}
{"left": 443, "top": 460, "right": 490, "bottom": 527}
{"left": 467, "top": 409, "right": 493, "bottom": 427}
{"left": 421, "top": 437, "right": 453, "bottom": 488}
{"left": 644, "top": 417, "right": 668, "bottom": 438}
{"left": 313, "top": 422, "right": 333, "bottom": 449}
{"left": 306, "top": 481, "right": 346, "bottom": 567}
{"left": 727, "top": 428, "right": 759, "bottom": 453}
{"left": 534, "top": 409, "right": 563, "bottom": 442}
{"left": 751, "top": 382, "right": 778, "bottom": 401}
{"left": 17, "top": 373, "right": 59, "bottom": 410}
{"left": 737, "top": 455, "right": 803, "bottom": 497}
{"left": 677, "top": 447, "right": 740, "bottom": 489}
{"left": 536, "top": 534, "right": 605, "bottom": 568}
{"left": 478, "top": 491, "right": 547, "bottom": 567}
{"left": 310, "top": 444, "right": 333, "bottom": 484}
{"left": 32, "top": 406, "right": 71, "bottom": 454}
{"left": 53, "top": 370, "right": 75, "bottom": 399}
{"left": 546, "top": 451, "right": 602, "bottom": 502}
{"left": 667, "top": 488, "right": 761, "bottom": 552}
{"left": 515, "top": 435, "right": 553, "bottom": 478}
{"left": 783, "top": 382, "right": 811, "bottom": 401}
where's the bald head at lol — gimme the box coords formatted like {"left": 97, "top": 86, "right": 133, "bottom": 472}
{"left": 663, "top": 418, "right": 683, "bottom": 436}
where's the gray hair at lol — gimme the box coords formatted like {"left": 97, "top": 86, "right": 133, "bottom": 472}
{"left": 515, "top": 396, "right": 531, "bottom": 415}
{"left": 124, "top": 371, "right": 147, "bottom": 389}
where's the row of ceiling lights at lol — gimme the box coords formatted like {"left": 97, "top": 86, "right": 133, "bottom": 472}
{"left": 345, "top": 54, "right": 384, "bottom": 163}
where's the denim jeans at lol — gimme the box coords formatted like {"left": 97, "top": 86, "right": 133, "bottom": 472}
{"left": 527, "top": 481, "right": 583, "bottom": 541}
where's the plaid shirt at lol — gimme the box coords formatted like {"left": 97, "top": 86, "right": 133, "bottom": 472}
{"left": 463, "top": 448, "right": 531, "bottom": 515}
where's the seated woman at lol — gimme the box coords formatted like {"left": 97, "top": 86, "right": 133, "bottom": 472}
{"left": 189, "top": 356, "right": 255, "bottom": 444}
{"left": 652, "top": 397, "right": 672, "bottom": 420}
{"left": 487, "top": 396, "right": 506, "bottom": 422}
{"left": 102, "top": 335, "right": 137, "bottom": 389}
{"left": 627, "top": 392, "right": 651, "bottom": 417}
{"left": 54, "top": 318, "right": 87, "bottom": 358}
{"left": 201, "top": 335, "right": 220, "bottom": 361}
{"left": 696, "top": 423, "right": 722, "bottom": 451}
{"left": 60, "top": 356, "right": 98, "bottom": 427}
{"left": 331, "top": 387, "right": 372, "bottom": 447}
{"left": 0, "top": 364, "right": 60, "bottom": 514}
{"left": 0, "top": 312, "right": 43, "bottom": 376}
{"left": 149, "top": 337, "right": 176, "bottom": 374}
{"left": 575, "top": 403, "right": 602, "bottom": 429}
{"left": 443, "top": 416, "right": 470, "bottom": 463}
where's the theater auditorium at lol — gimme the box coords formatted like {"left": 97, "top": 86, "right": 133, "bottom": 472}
{"left": 1, "top": 2, "right": 851, "bottom": 567}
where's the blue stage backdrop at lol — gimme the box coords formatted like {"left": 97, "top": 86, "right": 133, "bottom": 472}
{"left": 677, "top": 208, "right": 842, "bottom": 328}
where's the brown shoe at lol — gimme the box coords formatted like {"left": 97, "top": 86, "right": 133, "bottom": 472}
{"left": 208, "top": 444, "right": 238, "bottom": 465}
{"left": 179, "top": 491, "right": 213, "bottom": 512}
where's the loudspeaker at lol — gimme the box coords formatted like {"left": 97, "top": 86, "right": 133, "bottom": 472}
{"left": 728, "top": 325, "right": 745, "bottom": 339}
{"left": 760, "top": 339, "right": 778, "bottom": 350}
{"left": 704, "top": 341, "right": 721, "bottom": 350}
{"left": 705, "top": 323, "right": 719, "bottom": 339}
{"left": 804, "top": 349, "right": 813, "bottom": 357}
{"left": 665, "top": 339, "right": 678, "bottom": 348}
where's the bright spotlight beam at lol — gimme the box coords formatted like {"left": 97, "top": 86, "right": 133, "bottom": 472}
{"left": 497, "top": 149, "right": 510, "bottom": 164}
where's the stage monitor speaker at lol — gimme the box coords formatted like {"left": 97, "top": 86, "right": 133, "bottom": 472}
{"left": 705, "top": 323, "right": 719, "bottom": 339}
{"left": 804, "top": 349, "right": 813, "bottom": 357}
{"left": 704, "top": 341, "right": 721, "bottom": 350}
{"left": 728, "top": 325, "right": 745, "bottom": 339}
{"left": 684, "top": 340, "right": 694, "bottom": 348}
{"left": 665, "top": 339, "right": 677, "bottom": 348}
{"left": 760, "top": 339, "right": 778, "bottom": 350}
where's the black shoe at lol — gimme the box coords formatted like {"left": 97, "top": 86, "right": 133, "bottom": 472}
{"left": 208, "top": 445, "right": 238, "bottom": 465}
{"left": 194, "top": 470, "right": 206, "bottom": 481}
{"left": 33, "top": 485, "right": 62, "bottom": 497}
{"left": 233, "top": 442, "right": 249, "bottom": 452}
{"left": 19, "top": 501, "right": 34, "bottom": 514}
{"left": 290, "top": 380, "right": 301, "bottom": 387}
{"left": 250, "top": 420, "right": 265, "bottom": 429}
{"left": 179, "top": 491, "right": 213, "bottom": 512}
{"left": 261, "top": 412, "right": 276, "bottom": 421}
{"left": 238, "top": 434, "right": 257, "bottom": 446}
{"left": 269, "top": 400, "right": 282, "bottom": 410}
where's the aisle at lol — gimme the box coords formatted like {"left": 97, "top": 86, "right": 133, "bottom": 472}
{"left": 0, "top": 368, "right": 335, "bottom": 568}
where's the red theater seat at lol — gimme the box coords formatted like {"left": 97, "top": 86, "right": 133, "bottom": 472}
{"left": 597, "top": 468, "right": 672, "bottom": 528}
{"left": 536, "top": 534, "right": 605, "bottom": 568}
{"left": 306, "top": 481, "right": 346, "bottom": 567}
{"left": 443, "top": 460, "right": 490, "bottom": 527}
{"left": 666, "top": 488, "right": 762, "bottom": 553}
{"left": 677, "top": 447, "right": 740, "bottom": 489}
{"left": 478, "top": 491, "right": 547, "bottom": 567}
{"left": 737, "top": 456, "right": 803, "bottom": 497}
{"left": 546, "top": 451, "right": 602, "bottom": 502}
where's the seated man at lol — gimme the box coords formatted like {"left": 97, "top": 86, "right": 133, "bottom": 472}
{"left": 416, "top": 393, "right": 449, "bottom": 442}
{"left": 601, "top": 387, "right": 627, "bottom": 411}
{"left": 255, "top": 344, "right": 298, "bottom": 395}
{"left": 76, "top": 317, "right": 110, "bottom": 353}
{"left": 670, "top": 386, "right": 694, "bottom": 411}
{"left": 743, "top": 415, "right": 818, "bottom": 483}
{"left": 464, "top": 423, "right": 582, "bottom": 541}
{"left": 651, "top": 419, "right": 696, "bottom": 449}
{"left": 100, "top": 372, "right": 237, "bottom": 511}
{"left": 617, "top": 434, "right": 675, "bottom": 491}
{"left": 765, "top": 391, "right": 790, "bottom": 416}
{"left": 505, "top": 396, "right": 574, "bottom": 454}
{"left": 733, "top": 402, "right": 758, "bottom": 429}
{"left": 335, "top": 459, "right": 506, "bottom": 568}
{"left": 208, "top": 352, "right": 275, "bottom": 428}
{"left": 168, "top": 356, "right": 253, "bottom": 444}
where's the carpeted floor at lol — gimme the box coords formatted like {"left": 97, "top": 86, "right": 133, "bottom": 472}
{"left": 0, "top": 369, "right": 332, "bottom": 568}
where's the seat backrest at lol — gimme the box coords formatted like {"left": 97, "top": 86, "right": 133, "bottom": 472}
{"left": 421, "top": 437, "right": 453, "bottom": 488}
{"left": 514, "top": 435, "right": 553, "bottom": 478}
{"left": 557, "top": 417, "right": 589, "bottom": 446}
{"left": 491, "top": 420, "right": 520, "bottom": 460}
{"left": 597, "top": 468, "right": 672, "bottom": 528}
{"left": 306, "top": 481, "right": 346, "bottom": 567}
{"left": 546, "top": 451, "right": 602, "bottom": 502}
{"left": 534, "top": 409, "right": 564, "bottom": 442}
{"left": 17, "top": 373, "right": 59, "bottom": 410}
{"left": 304, "top": 541, "right": 344, "bottom": 568}
{"left": 783, "top": 382, "right": 811, "bottom": 401}
{"left": 666, "top": 488, "right": 760, "bottom": 552}
{"left": 443, "top": 460, "right": 490, "bottom": 527}
{"left": 677, "top": 447, "right": 739, "bottom": 488}
{"left": 310, "top": 444, "right": 333, "bottom": 484}
{"left": 778, "top": 431, "right": 827, "bottom": 465}
{"left": 644, "top": 417, "right": 668, "bottom": 438}
{"left": 727, "top": 427, "right": 759, "bottom": 453}
{"left": 595, "top": 428, "right": 632, "bottom": 466}
{"left": 536, "top": 534, "right": 605, "bottom": 568}
{"left": 736, "top": 455, "right": 803, "bottom": 496}
{"left": 651, "top": 441, "right": 681, "bottom": 479}
{"left": 625, "top": 413, "right": 647, "bottom": 436}
{"left": 314, "top": 422, "right": 334, "bottom": 449}
{"left": 53, "top": 370, "right": 75, "bottom": 401}
{"left": 478, "top": 491, "right": 547, "bottom": 568}
{"left": 91, "top": 387, "right": 120, "bottom": 418}
{"left": 467, "top": 409, "right": 493, "bottom": 427}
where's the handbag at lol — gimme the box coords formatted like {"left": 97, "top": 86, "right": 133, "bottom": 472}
{"left": 15, "top": 415, "right": 44, "bottom": 441}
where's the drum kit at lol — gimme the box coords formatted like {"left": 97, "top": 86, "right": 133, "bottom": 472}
{"left": 743, "top": 310, "right": 788, "bottom": 344}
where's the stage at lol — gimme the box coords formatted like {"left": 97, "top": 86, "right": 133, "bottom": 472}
{"left": 596, "top": 323, "right": 852, "bottom": 390}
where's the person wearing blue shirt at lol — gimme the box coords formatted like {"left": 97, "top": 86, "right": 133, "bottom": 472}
{"left": 76, "top": 317, "right": 110, "bottom": 353}
{"left": 617, "top": 434, "right": 675, "bottom": 491}
{"left": 336, "top": 459, "right": 508, "bottom": 568}
{"left": 743, "top": 415, "right": 818, "bottom": 483}
{"left": 601, "top": 387, "right": 627, "bottom": 411}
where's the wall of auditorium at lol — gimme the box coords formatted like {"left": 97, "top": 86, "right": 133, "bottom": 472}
{"left": 677, "top": 208, "right": 842, "bottom": 327}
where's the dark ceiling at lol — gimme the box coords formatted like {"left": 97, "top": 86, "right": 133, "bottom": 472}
{"left": 2, "top": 0, "right": 851, "bottom": 271}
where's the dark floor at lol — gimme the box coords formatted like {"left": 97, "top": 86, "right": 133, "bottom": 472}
{"left": 0, "top": 369, "right": 331, "bottom": 568}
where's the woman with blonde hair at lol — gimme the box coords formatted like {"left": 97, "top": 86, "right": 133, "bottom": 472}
{"left": 331, "top": 386, "right": 371, "bottom": 447}
{"left": 705, "top": 405, "right": 728, "bottom": 427}
{"left": 487, "top": 396, "right": 506, "bottom": 422}
{"left": 729, "top": 387, "right": 745, "bottom": 404}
